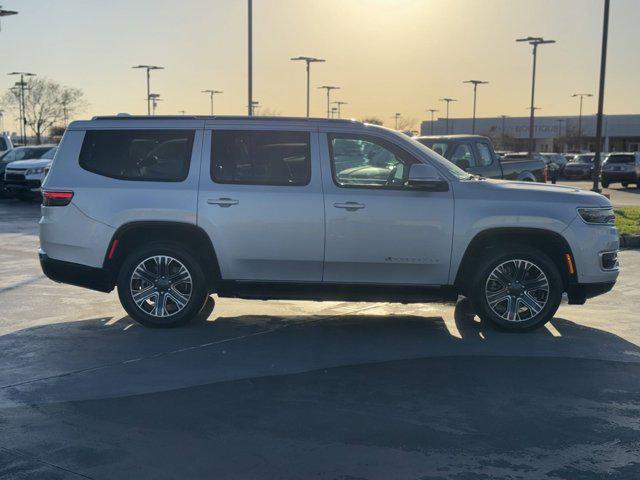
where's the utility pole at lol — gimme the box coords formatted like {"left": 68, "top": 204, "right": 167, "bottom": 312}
{"left": 427, "top": 108, "right": 439, "bottom": 135}
{"left": 132, "top": 65, "right": 164, "bottom": 115}
{"left": 439, "top": 98, "right": 457, "bottom": 134}
{"left": 393, "top": 113, "right": 401, "bottom": 130}
{"left": 463, "top": 80, "right": 488, "bottom": 134}
{"left": 516, "top": 36, "right": 555, "bottom": 156}
{"left": 332, "top": 101, "right": 347, "bottom": 118}
{"left": 318, "top": 86, "right": 339, "bottom": 118}
{"left": 592, "top": 0, "right": 610, "bottom": 193}
{"left": 202, "top": 89, "right": 223, "bottom": 115}
{"left": 8, "top": 72, "right": 35, "bottom": 145}
{"left": 149, "top": 94, "right": 161, "bottom": 115}
{"left": 247, "top": 0, "right": 253, "bottom": 116}
{"left": 572, "top": 93, "right": 593, "bottom": 151}
{"left": 250, "top": 100, "right": 260, "bottom": 116}
{"left": 291, "top": 56, "right": 325, "bottom": 117}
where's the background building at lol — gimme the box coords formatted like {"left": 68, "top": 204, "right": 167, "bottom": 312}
{"left": 420, "top": 114, "right": 640, "bottom": 153}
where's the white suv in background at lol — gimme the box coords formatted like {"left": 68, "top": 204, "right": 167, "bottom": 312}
{"left": 39, "top": 116, "right": 619, "bottom": 330}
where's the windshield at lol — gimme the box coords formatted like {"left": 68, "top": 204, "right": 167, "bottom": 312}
{"left": 41, "top": 147, "right": 57, "bottom": 159}
{"left": 606, "top": 154, "right": 635, "bottom": 164}
{"left": 406, "top": 136, "right": 473, "bottom": 180}
{"left": 572, "top": 155, "right": 594, "bottom": 164}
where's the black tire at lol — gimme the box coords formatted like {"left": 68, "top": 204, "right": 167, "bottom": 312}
{"left": 117, "top": 242, "right": 209, "bottom": 328}
{"left": 469, "top": 245, "right": 563, "bottom": 331}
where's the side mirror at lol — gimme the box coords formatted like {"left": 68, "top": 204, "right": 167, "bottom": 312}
{"left": 407, "top": 163, "right": 448, "bottom": 191}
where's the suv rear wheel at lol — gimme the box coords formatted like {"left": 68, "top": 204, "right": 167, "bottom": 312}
{"left": 469, "top": 245, "right": 563, "bottom": 331}
{"left": 117, "top": 243, "right": 208, "bottom": 327}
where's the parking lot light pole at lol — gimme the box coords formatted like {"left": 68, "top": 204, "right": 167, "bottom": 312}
{"left": 8, "top": 72, "right": 35, "bottom": 145}
{"left": 572, "top": 93, "right": 593, "bottom": 150}
{"left": 291, "top": 56, "right": 325, "bottom": 117}
{"left": 439, "top": 98, "right": 457, "bottom": 134}
{"left": 202, "top": 89, "right": 223, "bottom": 115}
{"left": 463, "top": 80, "right": 488, "bottom": 134}
{"left": 427, "top": 108, "right": 439, "bottom": 134}
{"left": 132, "top": 65, "right": 164, "bottom": 115}
{"left": 516, "top": 36, "right": 555, "bottom": 157}
{"left": 318, "top": 86, "right": 339, "bottom": 118}
{"left": 332, "top": 101, "right": 347, "bottom": 119}
{"left": 592, "top": 0, "right": 610, "bottom": 194}
{"left": 393, "top": 113, "right": 401, "bottom": 130}
{"left": 247, "top": 0, "right": 253, "bottom": 116}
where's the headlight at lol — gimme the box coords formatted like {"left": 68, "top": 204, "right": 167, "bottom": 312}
{"left": 577, "top": 207, "right": 615, "bottom": 225}
{"left": 26, "top": 168, "right": 45, "bottom": 175}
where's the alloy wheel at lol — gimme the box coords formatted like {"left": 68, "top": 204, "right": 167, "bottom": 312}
{"left": 485, "top": 259, "right": 550, "bottom": 323}
{"left": 129, "top": 255, "right": 193, "bottom": 318}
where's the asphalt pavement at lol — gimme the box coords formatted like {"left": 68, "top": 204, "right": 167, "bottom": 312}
{"left": 0, "top": 198, "right": 639, "bottom": 480}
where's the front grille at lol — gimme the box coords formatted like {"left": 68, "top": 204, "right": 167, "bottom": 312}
{"left": 4, "top": 172, "right": 25, "bottom": 182}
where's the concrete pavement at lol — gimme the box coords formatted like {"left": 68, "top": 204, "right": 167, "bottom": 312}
{"left": 0, "top": 198, "right": 639, "bottom": 479}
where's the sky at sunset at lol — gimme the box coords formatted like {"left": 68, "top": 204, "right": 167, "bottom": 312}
{"left": 0, "top": 0, "right": 638, "bottom": 131}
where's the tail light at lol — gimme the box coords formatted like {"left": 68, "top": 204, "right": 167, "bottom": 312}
{"left": 42, "top": 190, "right": 74, "bottom": 207}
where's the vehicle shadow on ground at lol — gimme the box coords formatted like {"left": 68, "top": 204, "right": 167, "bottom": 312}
{"left": 1, "top": 300, "right": 640, "bottom": 479}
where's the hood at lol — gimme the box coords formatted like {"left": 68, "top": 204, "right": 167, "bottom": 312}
{"left": 464, "top": 178, "right": 611, "bottom": 207}
{"left": 5, "top": 159, "right": 52, "bottom": 170}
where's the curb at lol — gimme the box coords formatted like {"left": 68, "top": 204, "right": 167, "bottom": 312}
{"left": 620, "top": 234, "right": 640, "bottom": 249}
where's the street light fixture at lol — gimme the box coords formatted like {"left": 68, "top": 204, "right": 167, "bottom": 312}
{"left": 317, "top": 86, "right": 339, "bottom": 118}
{"left": 8, "top": 71, "right": 35, "bottom": 145}
{"left": 571, "top": 93, "right": 593, "bottom": 150}
{"left": 463, "top": 80, "right": 488, "bottom": 134}
{"left": 426, "top": 108, "right": 439, "bottom": 135}
{"left": 439, "top": 98, "right": 457, "bottom": 134}
{"left": 332, "top": 101, "right": 347, "bottom": 119}
{"left": 0, "top": 5, "right": 18, "bottom": 31}
{"left": 202, "top": 89, "right": 223, "bottom": 115}
{"left": 132, "top": 65, "right": 164, "bottom": 115}
{"left": 516, "top": 36, "right": 556, "bottom": 156}
{"left": 291, "top": 56, "right": 325, "bottom": 117}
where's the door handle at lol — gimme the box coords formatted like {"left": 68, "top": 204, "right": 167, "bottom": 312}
{"left": 207, "top": 197, "right": 239, "bottom": 207}
{"left": 333, "top": 201, "right": 365, "bottom": 211}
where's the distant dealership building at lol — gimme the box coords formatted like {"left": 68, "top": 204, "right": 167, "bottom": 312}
{"left": 420, "top": 114, "right": 640, "bottom": 153}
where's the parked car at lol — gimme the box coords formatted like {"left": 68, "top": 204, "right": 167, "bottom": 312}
{"left": 563, "top": 153, "right": 596, "bottom": 179}
{"left": 414, "top": 136, "right": 546, "bottom": 182}
{"left": 1, "top": 145, "right": 52, "bottom": 197}
{"left": 3, "top": 145, "right": 57, "bottom": 200}
{"left": 540, "top": 152, "right": 568, "bottom": 171}
{"left": 40, "top": 116, "right": 618, "bottom": 331}
{"left": 601, "top": 152, "right": 640, "bottom": 188}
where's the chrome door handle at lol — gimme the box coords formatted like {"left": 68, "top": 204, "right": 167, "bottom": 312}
{"left": 207, "top": 197, "right": 239, "bottom": 207}
{"left": 333, "top": 201, "right": 365, "bottom": 211}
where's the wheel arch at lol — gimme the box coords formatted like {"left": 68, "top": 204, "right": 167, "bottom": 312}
{"left": 454, "top": 227, "right": 576, "bottom": 294}
{"left": 103, "top": 221, "right": 221, "bottom": 289}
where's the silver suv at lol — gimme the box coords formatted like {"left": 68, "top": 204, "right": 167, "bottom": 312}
{"left": 39, "top": 116, "right": 619, "bottom": 330}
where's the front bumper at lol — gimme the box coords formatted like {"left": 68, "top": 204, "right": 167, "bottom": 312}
{"left": 601, "top": 171, "right": 637, "bottom": 183}
{"left": 39, "top": 250, "right": 114, "bottom": 293}
{"left": 567, "top": 281, "right": 615, "bottom": 305}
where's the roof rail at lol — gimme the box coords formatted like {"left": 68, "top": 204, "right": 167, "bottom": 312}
{"left": 91, "top": 115, "right": 361, "bottom": 124}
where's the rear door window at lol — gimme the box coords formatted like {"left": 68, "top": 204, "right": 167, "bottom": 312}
{"left": 451, "top": 143, "right": 477, "bottom": 168}
{"left": 606, "top": 154, "right": 635, "bottom": 164}
{"left": 476, "top": 143, "right": 494, "bottom": 166}
{"left": 211, "top": 130, "right": 311, "bottom": 186}
{"left": 79, "top": 130, "right": 195, "bottom": 181}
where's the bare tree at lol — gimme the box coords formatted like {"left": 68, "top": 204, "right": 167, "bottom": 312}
{"left": 2, "top": 78, "right": 86, "bottom": 144}
{"left": 361, "top": 117, "right": 384, "bottom": 126}
{"left": 397, "top": 116, "right": 417, "bottom": 132}
{"left": 257, "top": 107, "right": 281, "bottom": 116}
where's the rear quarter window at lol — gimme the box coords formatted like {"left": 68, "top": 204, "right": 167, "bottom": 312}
{"left": 79, "top": 130, "right": 195, "bottom": 182}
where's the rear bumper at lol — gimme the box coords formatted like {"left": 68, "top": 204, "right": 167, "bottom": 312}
{"left": 601, "top": 171, "right": 637, "bottom": 183}
{"left": 564, "top": 169, "right": 592, "bottom": 179}
{"left": 39, "top": 250, "right": 114, "bottom": 293}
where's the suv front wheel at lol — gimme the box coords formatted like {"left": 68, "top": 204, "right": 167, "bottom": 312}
{"left": 117, "top": 243, "right": 209, "bottom": 327}
{"left": 469, "top": 245, "right": 563, "bottom": 331}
